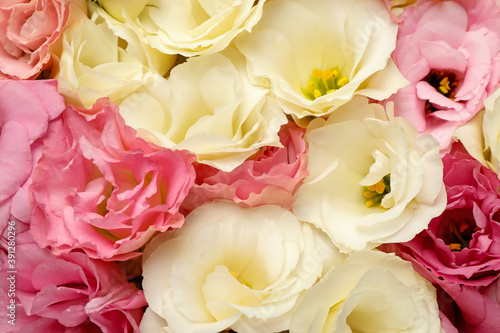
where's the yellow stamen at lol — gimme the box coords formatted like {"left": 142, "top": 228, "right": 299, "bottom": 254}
{"left": 337, "top": 77, "right": 349, "bottom": 87}
{"left": 439, "top": 77, "right": 451, "bottom": 94}
{"left": 231, "top": 271, "right": 247, "bottom": 286}
{"left": 363, "top": 174, "right": 391, "bottom": 209}
{"left": 374, "top": 181, "right": 385, "bottom": 194}
{"left": 364, "top": 191, "right": 374, "bottom": 198}
{"left": 302, "top": 67, "right": 349, "bottom": 100}
{"left": 314, "top": 89, "right": 322, "bottom": 99}
{"left": 322, "top": 70, "right": 332, "bottom": 80}
{"left": 312, "top": 69, "right": 323, "bottom": 78}
{"left": 449, "top": 243, "right": 461, "bottom": 251}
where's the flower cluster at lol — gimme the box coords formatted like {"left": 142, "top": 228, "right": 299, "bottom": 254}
{"left": 2, "top": 0, "right": 500, "bottom": 332}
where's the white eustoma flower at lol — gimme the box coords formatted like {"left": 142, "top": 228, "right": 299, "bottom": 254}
{"left": 140, "top": 201, "right": 344, "bottom": 333}
{"left": 289, "top": 251, "right": 442, "bottom": 333}
{"left": 129, "top": 0, "right": 267, "bottom": 57}
{"left": 235, "top": 0, "right": 408, "bottom": 121}
{"left": 454, "top": 86, "right": 500, "bottom": 173}
{"left": 120, "top": 47, "right": 287, "bottom": 172}
{"left": 98, "top": 0, "right": 149, "bottom": 21}
{"left": 55, "top": 2, "right": 175, "bottom": 107}
{"left": 293, "top": 97, "right": 446, "bottom": 252}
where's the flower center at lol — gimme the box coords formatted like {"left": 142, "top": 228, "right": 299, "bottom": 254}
{"left": 302, "top": 68, "right": 349, "bottom": 100}
{"left": 231, "top": 271, "right": 249, "bottom": 288}
{"left": 363, "top": 174, "right": 391, "bottom": 208}
{"left": 423, "top": 70, "right": 459, "bottom": 113}
{"left": 435, "top": 208, "right": 479, "bottom": 251}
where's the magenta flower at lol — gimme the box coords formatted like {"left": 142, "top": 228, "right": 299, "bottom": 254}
{"left": 30, "top": 99, "right": 196, "bottom": 261}
{"left": 391, "top": 0, "right": 500, "bottom": 152}
{"left": 0, "top": 236, "right": 146, "bottom": 332}
{"left": 394, "top": 151, "right": 500, "bottom": 287}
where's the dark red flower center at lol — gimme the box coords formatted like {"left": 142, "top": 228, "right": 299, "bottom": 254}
{"left": 423, "top": 70, "right": 459, "bottom": 114}
{"left": 435, "top": 208, "right": 479, "bottom": 251}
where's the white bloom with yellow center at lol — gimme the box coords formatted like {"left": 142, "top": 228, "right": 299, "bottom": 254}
{"left": 129, "top": 0, "right": 267, "bottom": 57}
{"left": 289, "top": 251, "right": 442, "bottom": 333}
{"left": 55, "top": 2, "right": 175, "bottom": 107}
{"left": 120, "top": 47, "right": 287, "bottom": 172}
{"left": 293, "top": 97, "right": 446, "bottom": 252}
{"left": 140, "top": 201, "right": 344, "bottom": 333}
{"left": 235, "top": 0, "right": 408, "bottom": 121}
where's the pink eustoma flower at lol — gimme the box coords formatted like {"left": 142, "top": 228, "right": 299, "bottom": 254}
{"left": 0, "top": 80, "right": 65, "bottom": 247}
{"left": 393, "top": 151, "right": 500, "bottom": 287}
{"left": 0, "top": 235, "right": 146, "bottom": 333}
{"left": 391, "top": 0, "right": 500, "bottom": 152}
{"left": 30, "top": 99, "right": 196, "bottom": 261}
{"left": 0, "top": 0, "right": 76, "bottom": 79}
{"left": 181, "top": 121, "right": 308, "bottom": 212}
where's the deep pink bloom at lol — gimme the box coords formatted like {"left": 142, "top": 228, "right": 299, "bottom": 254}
{"left": 391, "top": 0, "right": 500, "bottom": 152}
{"left": 393, "top": 151, "right": 500, "bottom": 287}
{"left": 181, "top": 121, "right": 308, "bottom": 212}
{"left": 0, "top": 80, "right": 65, "bottom": 248}
{"left": 0, "top": 235, "right": 146, "bottom": 333}
{"left": 30, "top": 99, "right": 196, "bottom": 261}
{"left": 0, "top": 0, "right": 73, "bottom": 79}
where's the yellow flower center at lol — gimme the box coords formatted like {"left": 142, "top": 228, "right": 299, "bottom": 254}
{"left": 302, "top": 67, "right": 349, "bottom": 100}
{"left": 364, "top": 174, "right": 391, "bottom": 208}
{"left": 231, "top": 271, "right": 248, "bottom": 287}
{"left": 424, "top": 70, "right": 459, "bottom": 113}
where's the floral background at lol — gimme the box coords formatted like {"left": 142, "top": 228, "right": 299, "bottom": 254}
{"left": 1, "top": 0, "right": 500, "bottom": 332}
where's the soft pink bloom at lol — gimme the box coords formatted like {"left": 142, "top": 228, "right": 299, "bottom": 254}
{"left": 0, "top": 0, "right": 73, "bottom": 79}
{"left": 416, "top": 258, "right": 500, "bottom": 333}
{"left": 181, "top": 122, "right": 308, "bottom": 212}
{"left": 391, "top": 0, "right": 500, "bottom": 152}
{"left": 391, "top": 151, "right": 500, "bottom": 287}
{"left": 30, "top": 99, "right": 196, "bottom": 261}
{"left": 0, "top": 235, "right": 146, "bottom": 333}
{"left": 0, "top": 80, "right": 65, "bottom": 248}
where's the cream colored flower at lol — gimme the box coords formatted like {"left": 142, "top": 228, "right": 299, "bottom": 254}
{"left": 120, "top": 47, "right": 287, "bottom": 172}
{"left": 55, "top": 2, "right": 175, "bottom": 107}
{"left": 293, "top": 97, "right": 446, "bottom": 252}
{"left": 388, "top": 0, "right": 417, "bottom": 16}
{"left": 129, "top": 0, "right": 267, "bottom": 57}
{"left": 98, "top": 0, "right": 149, "bottom": 21}
{"left": 454, "top": 86, "right": 500, "bottom": 172}
{"left": 140, "top": 201, "right": 343, "bottom": 333}
{"left": 289, "top": 251, "right": 442, "bottom": 333}
{"left": 235, "top": 0, "right": 408, "bottom": 121}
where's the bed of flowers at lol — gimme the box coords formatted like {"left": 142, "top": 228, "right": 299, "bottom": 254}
{"left": 1, "top": 0, "right": 500, "bottom": 332}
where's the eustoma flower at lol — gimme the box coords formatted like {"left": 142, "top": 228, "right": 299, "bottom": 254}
{"left": 235, "top": 0, "right": 408, "bottom": 121}
{"left": 392, "top": 0, "right": 500, "bottom": 152}
{"left": 0, "top": 0, "right": 86, "bottom": 79}
{"left": 393, "top": 151, "right": 500, "bottom": 287}
{"left": 0, "top": 80, "right": 65, "bottom": 244}
{"left": 293, "top": 97, "right": 446, "bottom": 252}
{"left": 140, "top": 201, "right": 343, "bottom": 333}
{"left": 121, "top": 47, "right": 287, "bottom": 172}
{"left": 181, "top": 121, "right": 308, "bottom": 212}
{"left": 55, "top": 2, "right": 175, "bottom": 107}
{"left": 30, "top": 99, "right": 195, "bottom": 261}
{"left": 289, "top": 251, "right": 441, "bottom": 333}
{"left": 126, "top": 0, "right": 266, "bottom": 56}
{"left": 0, "top": 235, "right": 146, "bottom": 332}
